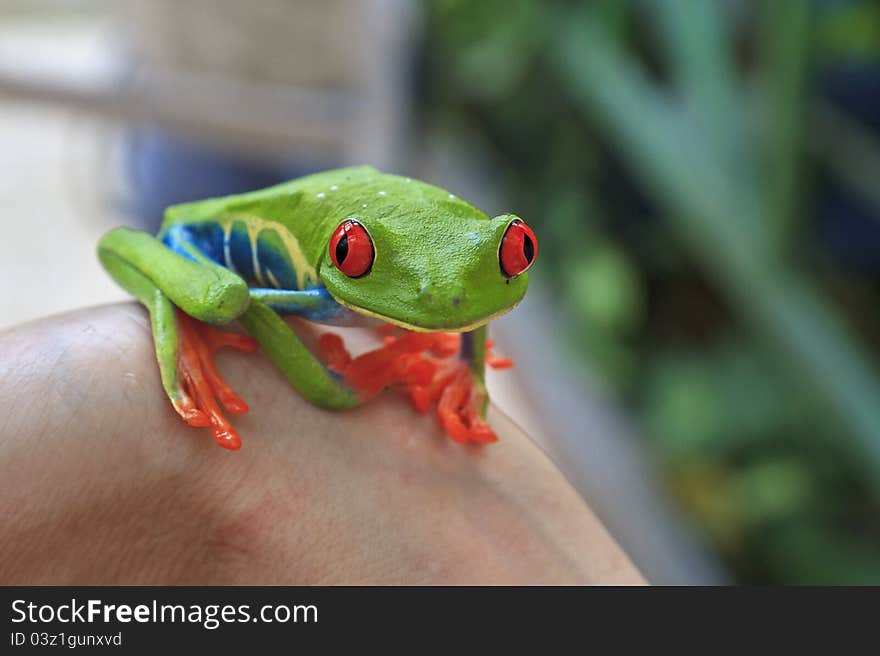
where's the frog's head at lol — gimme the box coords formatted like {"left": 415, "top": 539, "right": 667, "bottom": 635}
{"left": 319, "top": 212, "right": 537, "bottom": 332}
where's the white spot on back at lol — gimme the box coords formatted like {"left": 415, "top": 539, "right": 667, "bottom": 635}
{"left": 448, "top": 193, "right": 456, "bottom": 200}
{"left": 330, "top": 185, "right": 339, "bottom": 191}
{"left": 362, "top": 203, "right": 368, "bottom": 208}
{"left": 378, "top": 190, "right": 387, "bottom": 196}
{"left": 316, "top": 192, "right": 326, "bottom": 199}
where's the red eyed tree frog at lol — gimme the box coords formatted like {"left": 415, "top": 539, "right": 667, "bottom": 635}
{"left": 98, "top": 166, "right": 537, "bottom": 450}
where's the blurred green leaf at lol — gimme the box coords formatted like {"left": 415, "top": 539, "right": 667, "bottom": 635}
{"left": 655, "top": 0, "right": 751, "bottom": 179}
{"left": 730, "top": 459, "right": 812, "bottom": 524}
{"left": 643, "top": 341, "right": 798, "bottom": 460}
{"left": 427, "top": 0, "right": 549, "bottom": 100}
{"left": 814, "top": 101, "right": 880, "bottom": 216}
{"left": 423, "top": 0, "right": 880, "bottom": 584}
{"left": 757, "top": 0, "right": 813, "bottom": 252}
{"left": 764, "top": 523, "right": 880, "bottom": 584}
{"left": 553, "top": 7, "right": 880, "bottom": 498}
{"left": 568, "top": 245, "right": 643, "bottom": 333}
{"left": 816, "top": 0, "right": 880, "bottom": 60}
{"left": 644, "top": 357, "right": 726, "bottom": 458}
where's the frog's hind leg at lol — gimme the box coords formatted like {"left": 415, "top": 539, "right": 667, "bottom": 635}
{"left": 98, "top": 228, "right": 257, "bottom": 449}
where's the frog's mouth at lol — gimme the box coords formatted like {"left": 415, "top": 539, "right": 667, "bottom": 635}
{"left": 328, "top": 292, "right": 519, "bottom": 333}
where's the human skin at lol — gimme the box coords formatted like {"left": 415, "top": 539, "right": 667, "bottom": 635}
{"left": 0, "top": 304, "right": 643, "bottom": 584}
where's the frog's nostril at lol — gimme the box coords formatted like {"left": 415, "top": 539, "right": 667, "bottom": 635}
{"left": 417, "top": 283, "right": 433, "bottom": 302}
{"left": 418, "top": 285, "right": 465, "bottom": 307}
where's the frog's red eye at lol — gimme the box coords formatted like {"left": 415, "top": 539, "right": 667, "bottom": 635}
{"left": 499, "top": 219, "right": 537, "bottom": 278}
{"left": 329, "top": 219, "right": 374, "bottom": 277}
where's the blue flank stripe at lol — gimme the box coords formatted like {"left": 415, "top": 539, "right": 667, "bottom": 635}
{"left": 163, "top": 222, "right": 224, "bottom": 265}
{"left": 226, "top": 221, "right": 257, "bottom": 282}
{"left": 249, "top": 287, "right": 368, "bottom": 324}
{"left": 164, "top": 221, "right": 299, "bottom": 289}
{"left": 162, "top": 222, "right": 370, "bottom": 326}
{"left": 256, "top": 231, "right": 299, "bottom": 289}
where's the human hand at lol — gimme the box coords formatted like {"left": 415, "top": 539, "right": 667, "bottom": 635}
{"left": 0, "top": 304, "right": 642, "bottom": 584}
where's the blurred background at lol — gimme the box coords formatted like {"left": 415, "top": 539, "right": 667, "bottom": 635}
{"left": 1, "top": 0, "right": 879, "bottom": 584}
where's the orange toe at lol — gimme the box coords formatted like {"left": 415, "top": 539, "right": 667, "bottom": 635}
{"left": 172, "top": 311, "right": 254, "bottom": 450}
{"left": 322, "top": 328, "right": 506, "bottom": 445}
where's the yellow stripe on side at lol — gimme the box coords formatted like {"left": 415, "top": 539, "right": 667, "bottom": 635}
{"left": 218, "top": 213, "right": 319, "bottom": 290}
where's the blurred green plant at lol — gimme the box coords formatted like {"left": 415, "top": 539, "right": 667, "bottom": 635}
{"left": 421, "top": 0, "right": 880, "bottom": 583}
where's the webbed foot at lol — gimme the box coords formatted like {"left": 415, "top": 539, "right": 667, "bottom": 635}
{"left": 172, "top": 311, "right": 258, "bottom": 450}
{"left": 318, "top": 327, "right": 512, "bottom": 444}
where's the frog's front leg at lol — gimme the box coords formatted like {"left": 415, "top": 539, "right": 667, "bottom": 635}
{"left": 99, "top": 228, "right": 260, "bottom": 449}
{"left": 432, "top": 326, "right": 515, "bottom": 443}
{"left": 318, "top": 323, "right": 511, "bottom": 444}
{"left": 436, "top": 325, "right": 497, "bottom": 443}
{"left": 237, "top": 300, "right": 359, "bottom": 410}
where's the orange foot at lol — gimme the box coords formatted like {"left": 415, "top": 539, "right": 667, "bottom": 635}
{"left": 171, "top": 310, "right": 258, "bottom": 450}
{"left": 318, "top": 327, "right": 512, "bottom": 444}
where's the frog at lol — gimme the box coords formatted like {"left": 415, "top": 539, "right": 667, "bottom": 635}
{"left": 97, "top": 166, "right": 537, "bottom": 449}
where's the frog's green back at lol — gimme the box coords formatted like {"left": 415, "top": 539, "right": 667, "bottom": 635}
{"left": 160, "top": 166, "right": 489, "bottom": 273}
